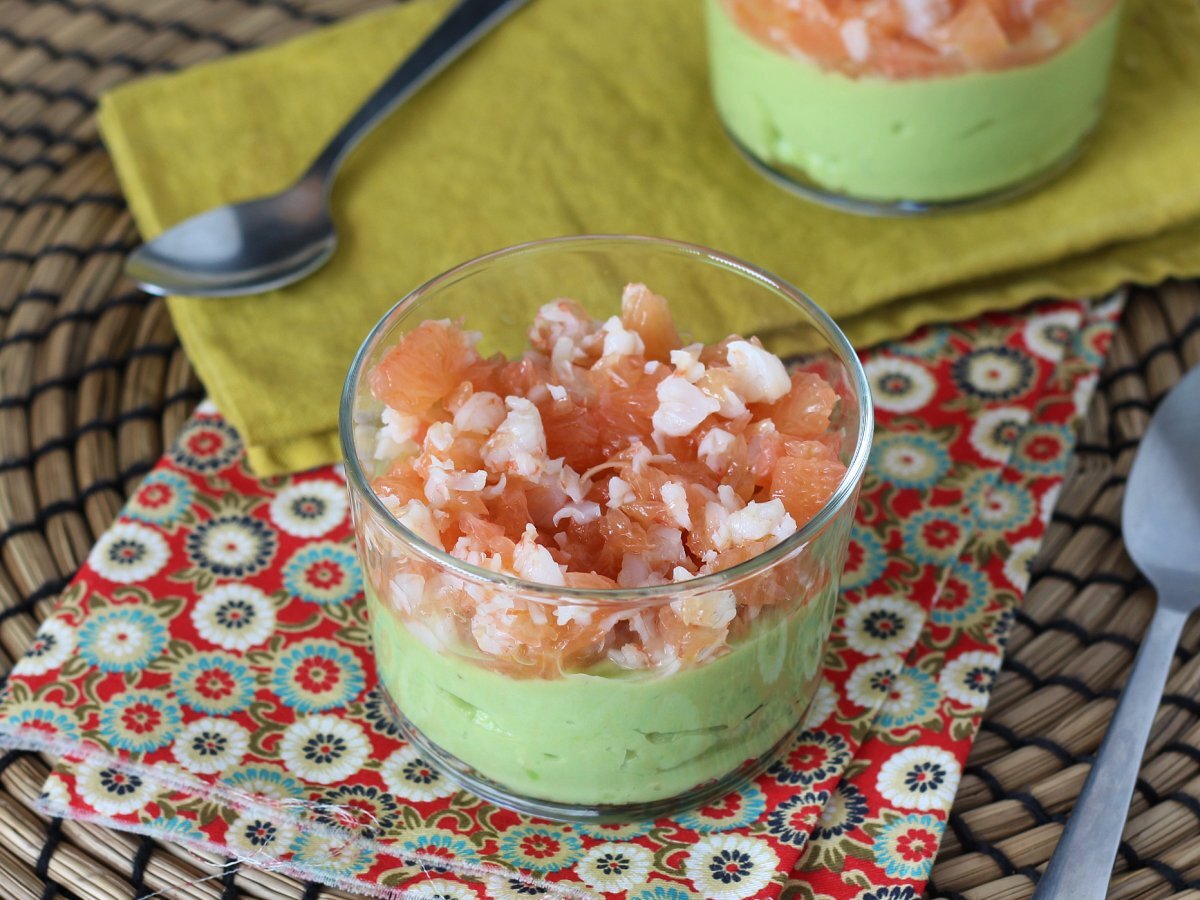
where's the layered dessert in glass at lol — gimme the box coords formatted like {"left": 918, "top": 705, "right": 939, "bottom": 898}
{"left": 707, "top": 0, "right": 1124, "bottom": 212}
{"left": 341, "top": 236, "right": 872, "bottom": 820}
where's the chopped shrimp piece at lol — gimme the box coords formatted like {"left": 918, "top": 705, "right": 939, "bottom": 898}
{"left": 529, "top": 299, "right": 594, "bottom": 356}
{"left": 672, "top": 589, "right": 738, "bottom": 630}
{"left": 696, "top": 367, "right": 749, "bottom": 419}
{"left": 395, "top": 499, "right": 442, "bottom": 546}
{"left": 900, "top": 0, "right": 953, "bottom": 36}
{"left": 718, "top": 484, "right": 743, "bottom": 512}
{"left": 607, "top": 476, "right": 635, "bottom": 509}
{"left": 727, "top": 499, "right": 797, "bottom": 547}
{"left": 481, "top": 474, "right": 507, "bottom": 499}
{"left": 670, "top": 344, "right": 707, "bottom": 383}
{"left": 555, "top": 604, "right": 595, "bottom": 626}
{"left": 388, "top": 572, "right": 425, "bottom": 615}
{"left": 618, "top": 554, "right": 666, "bottom": 588}
{"left": 726, "top": 340, "right": 792, "bottom": 403}
{"left": 653, "top": 376, "right": 721, "bottom": 437}
{"left": 552, "top": 501, "right": 602, "bottom": 527}
{"left": 471, "top": 602, "right": 521, "bottom": 657}
{"left": 646, "top": 525, "right": 689, "bottom": 570}
{"left": 698, "top": 427, "right": 736, "bottom": 472}
{"left": 453, "top": 391, "right": 506, "bottom": 434}
{"left": 608, "top": 643, "right": 651, "bottom": 670}
{"left": 513, "top": 525, "right": 566, "bottom": 586}
{"left": 840, "top": 18, "right": 871, "bottom": 62}
{"left": 551, "top": 336, "right": 585, "bottom": 374}
{"left": 424, "top": 462, "right": 487, "bottom": 509}
{"left": 660, "top": 481, "right": 691, "bottom": 530}
{"left": 656, "top": 604, "right": 730, "bottom": 664}
{"left": 599, "top": 316, "right": 646, "bottom": 359}
{"left": 451, "top": 535, "right": 497, "bottom": 569}
{"left": 747, "top": 419, "right": 786, "bottom": 484}
{"left": 541, "top": 457, "right": 588, "bottom": 503}
{"left": 702, "top": 501, "right": 734, "bottom": 553}
{"left": 374, "top": 407, "right": 424, "bottom": 462}
{"left": 482, "top": 396, "right": 548, "bottom": 479}
{"left": 424, "top": 422, "right": 456, "bottom": 453}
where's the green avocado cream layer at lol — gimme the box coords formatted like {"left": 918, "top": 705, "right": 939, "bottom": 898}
{"left": 706, "top": 0, "right": 1123, "bottom": 203}
{"left": 367, "top": 584, "right": 834, "bottom": 806}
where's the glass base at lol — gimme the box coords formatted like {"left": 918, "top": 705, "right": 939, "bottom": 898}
{"left": 726, "top": 127, "right": 1087, "bottom": 218}
{"left": 378, "top": 681, "right": 812, "bottom": 824}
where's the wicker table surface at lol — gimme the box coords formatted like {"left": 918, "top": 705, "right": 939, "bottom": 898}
{"left": 2, "top": 1, "right": 1199, "bottom": 897}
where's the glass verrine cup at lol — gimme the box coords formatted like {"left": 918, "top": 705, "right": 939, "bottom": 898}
{"left": 707, "top": 0, "right": 1125, "bottom": 215}
{"left": 340, "top": 235, "right": 873, "bottom": 822}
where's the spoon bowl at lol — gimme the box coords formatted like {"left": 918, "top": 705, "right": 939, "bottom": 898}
{"left": 1124, "top": 365, "right": 1200, "bottom": 596}
{"left": 125, "top": 177, "right": 335, "bottom": 297}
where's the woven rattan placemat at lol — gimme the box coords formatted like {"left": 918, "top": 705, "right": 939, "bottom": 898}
{"left": 2, "top": 1, "right": 1199, "bottom": 897}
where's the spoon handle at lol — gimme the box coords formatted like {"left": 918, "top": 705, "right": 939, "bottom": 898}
{"left": 1032, "top": 601, "right": 1190, "bottom": 900}
{"left": 305, "top": 0, "right": 530, "bottom": 183}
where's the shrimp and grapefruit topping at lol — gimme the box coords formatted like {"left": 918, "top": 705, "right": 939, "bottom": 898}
{"left": 723, "top": 0, "right": 1121, "bottom": 79}
{"left": 366, "top": 285, "right": 846, "bottom": 676}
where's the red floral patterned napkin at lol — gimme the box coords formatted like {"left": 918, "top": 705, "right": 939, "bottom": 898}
{"left": 0, "top": 296, "right": 1118, "bottom": 899}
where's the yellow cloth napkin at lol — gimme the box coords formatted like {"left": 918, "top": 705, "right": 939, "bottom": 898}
{"left": 98, "top": 0, "right": 1200, "bottom": 475}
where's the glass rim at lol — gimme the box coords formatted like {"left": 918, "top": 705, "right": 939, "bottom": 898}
{"left": 339, "top": 233, "right": 874, "bottom": 605}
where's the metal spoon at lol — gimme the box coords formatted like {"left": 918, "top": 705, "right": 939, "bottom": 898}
{"left": 1033, "top": 363, "right": 1200, "bottom": 900}
{"left": 125, "top": 0, "right": 530, "bottom": 298}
